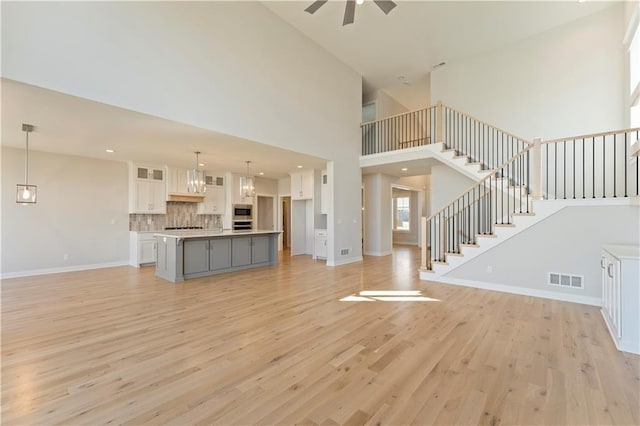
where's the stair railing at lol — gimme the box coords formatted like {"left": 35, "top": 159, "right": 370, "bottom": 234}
{"left": 361, "top": 105, "right": 437, "bottom": 155}
{"left": 421, "top": 145, "right": 534, "bottom": 272}
{"left": 541, "top": 128, "right": 640, "bottom": 199}
{"left": 361, "top": 102, "right": 531, "bottom": 174}
{"left": 441, "top": 105, "right": 531, "bottom": 171}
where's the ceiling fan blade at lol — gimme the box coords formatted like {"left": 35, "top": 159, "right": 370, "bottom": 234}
{"left": 343, "top": 0, "right": 356, "bottom": 25}
{"left": 304, "top": 0, "right": 328, "bottom": 14}
{"left": 373, "top": 0, "right": 397, "bottom": 15}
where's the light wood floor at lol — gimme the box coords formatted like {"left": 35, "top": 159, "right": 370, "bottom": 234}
{"left": 2, "top": 247, "right": 639, "bottom": 425}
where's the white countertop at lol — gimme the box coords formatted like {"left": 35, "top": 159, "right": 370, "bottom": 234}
{"left": 603, "top": 245, "right": 640, "bottom": 259}
{"left": 154, "top": 229, "right": 281, "bottom": 239}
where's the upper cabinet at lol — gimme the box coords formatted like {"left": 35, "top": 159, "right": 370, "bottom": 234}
{"left": 197, "top": 174, "right": 226, "bottom": 215}
{"left": 129, "top": 163, "right": 166, "bottom": 214}
{"left": 290, "top": 170, "right": 314, "bottom": 200}
{"left": 166, "top": 167, "right": 190, "bottom": 196}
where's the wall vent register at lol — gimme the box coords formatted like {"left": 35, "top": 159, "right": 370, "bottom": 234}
{"left": 548, "top": 272, "right": 583, "bottom": 289}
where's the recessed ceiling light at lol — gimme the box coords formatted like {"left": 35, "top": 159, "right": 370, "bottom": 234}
{"left": 401, "top": 167, "right": 408, "bottom": 171}
{"left": 105, "top": 149, "right": 115, "bottom": 153}
{"left": 297, "top": 165, "right": 303, "bottom": 169}
{"left": 199, "top": 163, "right": 205, "bottom": 167}
{"left": 259, "top": 172, "right": 264, "bottom": 176}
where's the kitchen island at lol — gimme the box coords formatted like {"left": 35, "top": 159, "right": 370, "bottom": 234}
{"left": 154, "top": 230, "right": 281, "bottom": 283}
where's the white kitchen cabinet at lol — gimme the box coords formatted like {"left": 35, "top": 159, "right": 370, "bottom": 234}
{"left": 197, "top": 185, "right": 226, "bottom": 215}
{"left": 320, "top": 170, "right": 328, "bottom": 214}
{"left": 129, "top": 232, "right": 157, "bottom": 266}
{"left": 601, "top": 245, "right": 640, "bottom": 355}
{"left": 167, "top": 167, "right": 190, "bottom": 195}
{"left": 129, "top": 164, "right": 166, "bottom": 214}
{"left": 314, "top": 229, "right": 327, "bottom": 260}
{"left": 290, "top": 170, "right": 314, "bottom": 200}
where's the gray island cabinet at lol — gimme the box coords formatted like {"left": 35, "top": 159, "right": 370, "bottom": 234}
{"left": 154, "top": 230, "right": 280, "bottom": 282}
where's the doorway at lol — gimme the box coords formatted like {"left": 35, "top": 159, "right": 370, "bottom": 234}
{"left": 281, "top": 196, "right": 291, "bottom": 250}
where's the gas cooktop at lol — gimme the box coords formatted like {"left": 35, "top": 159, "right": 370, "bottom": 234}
{"left": 164, "top": 226, "right": 204, "bottom": 230}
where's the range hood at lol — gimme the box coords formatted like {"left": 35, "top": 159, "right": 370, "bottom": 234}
{"left": 167, "top": 193, "right": 205, "bottom": 203}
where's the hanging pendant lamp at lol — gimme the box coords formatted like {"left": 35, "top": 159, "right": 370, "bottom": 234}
{"left": 16, "top": 124, "right": 37, "bottom": 204}
{"left": 187, "top": 151, "right": 206, "bottom": 194}
{"left": 240, "top": 161, "right": 255, "bottom": 199}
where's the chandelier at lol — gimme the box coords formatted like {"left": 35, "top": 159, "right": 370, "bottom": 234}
{"left": 187, "top": 151, "right": 206, "bottom": 194}
{"left": 16, "top": 124, "right": 37, "bottom": 204}
{"left": 240, "top": 161, "right": 255, "bottom": 199}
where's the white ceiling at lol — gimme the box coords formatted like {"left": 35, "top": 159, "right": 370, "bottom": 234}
{"left": 264, "top": 0, "right": 614, "bottom": 109}
{"left": 1, "top": 79, "right": 328, "bottom": 179}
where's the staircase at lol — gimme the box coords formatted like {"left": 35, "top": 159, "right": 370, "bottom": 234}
{"left": 360, "top": 103, "right": 640, "bottom": 280}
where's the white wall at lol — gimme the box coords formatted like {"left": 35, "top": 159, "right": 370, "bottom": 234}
{"left": 2, "top": 1, "right": 362, "bottom": 266}
{"left": 446, "top": 204, "right": 640, "bottom": 301}
{"left": 363, "top": 173, "right": 393, "bottom": 256}
{"left": 431, "top": 5, "right": 625, "bottom": 141}
{"left": 375, "top": 89, "right": 409, "bottom": 119}
{"left": 1, "top": 147, "right": 129, "bottom": 276}
{"left": 429, "top": 164, "right": 476, "bottom": 215}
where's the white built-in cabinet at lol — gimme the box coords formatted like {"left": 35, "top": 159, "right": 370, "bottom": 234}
{"left": 290, "top": 170, "right": 314, "bottom": 200}
{"left": 129, "top": 232, "right": 157, "bottom": 266}
{"left": 601, "top": 245, "right": 640, "bottom": 355}
{"left": 197, "top": 185, "right": 226, "bottom": 215}
{"left": 166, "top": 167, "right": 190, "bottom": 196}
{"left": 314, "top": 229, "right": 327, "bottom": 259}
{"left": 129, "top": 164, "right": 166, "bottom": 214}
{"left": 320, "top": 170, "right": 328, "bottom": 214}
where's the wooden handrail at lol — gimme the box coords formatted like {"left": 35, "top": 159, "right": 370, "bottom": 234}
{"left": 542, "top": 127, "right": 640, "bottom": 144}
{"left": 360, "top": 104, "right": 437, "bottom": 127}
{"left": 442, "top": 104, "right": 533, "bottom": 146}
{"left": 424, "top": 144, "right": 534, "bottom": 223}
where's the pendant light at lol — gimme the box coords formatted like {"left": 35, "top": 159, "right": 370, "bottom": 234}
{"left": 16, "top": 124, "right": 37, "bottom": 204}
{"left": 187, "top": 151, "right": 206, "bottom": 194}
{"left": 240, "top": 160, "right": 256, "bottom": 199}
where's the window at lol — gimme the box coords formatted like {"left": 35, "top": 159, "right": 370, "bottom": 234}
{"left": 394, "top": 196, "right": 410, "bottom": 231}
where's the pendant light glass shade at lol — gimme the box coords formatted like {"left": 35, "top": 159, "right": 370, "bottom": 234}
{"left": 16, "top": 124, "right": 37, "bottom": 204}
{"left": 187, "top": 151, "right": 206, "bottom": 194}
{"left": 240, "top": 161, "right": 255, "bottom": 199}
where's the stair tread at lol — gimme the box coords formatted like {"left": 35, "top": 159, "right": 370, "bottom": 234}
{"left": 513, "top": 212, "right": 535, "bottom": 216}
{"left": 432, "top": 260, "right": 449, "bottom": 265}
{"left": 460, "top": 243, "right": 479, "bottom": 248}
{"left": 476, "top": 233, "right": 497, "bottom": 238}
{"left": 494, "top": 223, "right": 516, "bottom": 227}
{"left": 445, "top": 252, "right": 464, "bottom": 257}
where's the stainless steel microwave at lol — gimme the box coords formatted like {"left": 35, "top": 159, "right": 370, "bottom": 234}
{"left": 232, "top": 204, "right": 253, "bottom": 220}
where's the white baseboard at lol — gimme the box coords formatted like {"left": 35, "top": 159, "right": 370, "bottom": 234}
{"left": 327, "top": 256, "right": 363, "bottom": 267}
{"left": 1, "top": 261, "right": 131, "bottom": 279}
{"left": 424, "top": 275, "right": 601, "bottom": 307}
{"left": 364, "top": 250, "right": 392, "bottom": 256}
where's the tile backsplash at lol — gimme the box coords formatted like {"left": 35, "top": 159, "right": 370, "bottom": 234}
{"left": 130, "top": 202, "right": 221, "bottom": 231}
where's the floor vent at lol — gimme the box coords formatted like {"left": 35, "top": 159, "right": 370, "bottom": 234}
{"left": 340, "top": 248, "right": 350, "bottom": 256}
{"left": 548, "top": 272, "right": 583, "bottom": 289}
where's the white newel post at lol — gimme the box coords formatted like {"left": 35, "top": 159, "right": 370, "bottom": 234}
{"left": 421, "top": 216, "right": 427, "bottom": 270}
{"left": 531, "top": 137, "right": 543, "bottom": 200}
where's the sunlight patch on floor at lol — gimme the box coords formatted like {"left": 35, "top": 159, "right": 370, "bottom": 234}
{"left": 340, "top": 290, "right": 440, "bottom": 302}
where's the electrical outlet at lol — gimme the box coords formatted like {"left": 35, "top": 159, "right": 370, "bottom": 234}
{"left": 63, "top": 254, "right": 69, "bottom": 261}
{"left": 487, "top": 265, "right": 493, "bottom": 273}
{"left": 147, "top": 218, "right": 153, "bottom": 225}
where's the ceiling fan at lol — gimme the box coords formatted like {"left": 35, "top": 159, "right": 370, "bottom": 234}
{"left": 305, "top": 0, "right": 397, "bottom": 26}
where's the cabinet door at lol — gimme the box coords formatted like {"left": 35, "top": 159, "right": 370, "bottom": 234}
{"left": 609, "top": 258, "right": 622, "bottom": 338}
{"left": 149, "top": 180, "right": 166, "bottom": 213}
{"left": 211, "top": 187, "right": 226, "bottom": 214}
{"left": 136, "top": 181, "right": 151, "bottom": 212}
{"left": 139, "top": 240, "right": 157, "bottom": 264}
{"left": 290, "top": 172, "right": 303, "bottom": 200}
{"left": 184, "top": 240, "right": 210, "bottom": 275}
{"left": 232, "top": 237, "right": 252, "bottom": 267}
{"left": 251, "top": 236, "right": 270, "bottom": 264}
{"left": 301, "top": 171, "right": 314, "bottom": 199}
{"left": 210, "top": 238, "right": 231, "bottom": 270}
{"left": 314, "top": 235, "right": 327, "bottom": 259}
